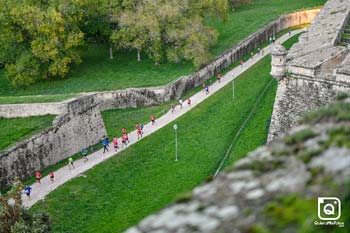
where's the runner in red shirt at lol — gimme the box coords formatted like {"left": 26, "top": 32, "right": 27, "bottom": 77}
{"left": 151, "top": 115, "right": 155, "bottom": 125}
{"left": 137, "top": 127, "right": 143, "bottom": 139}
{"left": 121, "top": 127, "right": 127, "bottom": 135}
{"left": 35, "top": 171, "right": 41, "bottom": 184}
{"left": 122, "top": 134, "right": 128, "bottom": 147}
{"left": 187, "top": 98, "right": 191, "bottom": 106}
{"left": 217, "top": 73, "right": 222, "bottom": 83}
{"left": 113, "top": 136, "right": 119, "bottom": 151}
{"left": 49, "top": 171, "right": 54, "bottom": 182}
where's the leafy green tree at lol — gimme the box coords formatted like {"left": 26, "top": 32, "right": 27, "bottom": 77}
{"left": 0, "top": 180, "right": 51, "bottom": 233}
{"left": 111, "top": 0, "right": 227, "bottom": 67}
{"left": 0, "top": 0, "right": 84, "bottom": 86}
{"left": 111, "top": 4, "right": 161, "bottom": 62}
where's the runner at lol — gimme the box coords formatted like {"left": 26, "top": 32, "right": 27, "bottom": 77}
{"left": 171, "top": 104, "right": 175, "bottom": 113}
{"left": 82, "top": 148, "right": 88, "bottom": 162}
{"left": 151, "top": 115, "right": 155, "bottom": 125}
{"left": 140, "top": 123, "right": 144, "bottom": 130}
{"left": 205, "top": 84, "right": 209, "bottom": 95}
{"left": 122, "top": 134, "right": 128, "bottom": 147}
{"left": 217, "top": 73, "right": 222, "bottom": 83}
{"left": 68, "top": 157, "right": 74, "bottom": 169}
{"left": 35, "top": 171, "right": 41, "bottom": 184}
{"left": 122, "top": 127, "right": 127, "bottom": 135}
{"left": 269, "top": 36, "right": 272, "bottom": 44}
{"left": 137, "top": 126, "right": 143, "bottom": 139}
{"left": 202, "top": 82, "right": 206, "bottom": 92}
{"left": 257, "top": 47, "right": 261, "bottom": 54}
{"left": 106, "top": 136, "right": 110, "bottom": 148}
{"left": 272, "top": 35, "right": 276, "bottom": 43}
{"left": 240, "top": 59, "right": 244, "bottom": 68}
{"left": 250, "top": 52, "right": 254, "bottom": 59}
{"left": 49, "top": 171, "right": 54, "bottom": 182}
{"left": 179, "top": 99, "right": 183, "bottom": 109}
{"left": 113, "top": 136, "right": 119, "bottom": 151}
{"left": 24, "top": 186, "right": 32, "bottom": 198}
{"left": 187, "top": 98, "right": 191, "bottom": 106}
{"left": 135, "top": 122, "right": 140, "bottom": 130}
{"left": 102, "top": 137, "right": 109, "bottom": 153}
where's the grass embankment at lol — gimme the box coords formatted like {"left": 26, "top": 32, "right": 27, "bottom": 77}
{"left": 222, "top": 33, "right": 301, "bottom": 167}
{"left": 0, "top": 115, "right": 55, "bottom": 151}
{"left": 102, "top": 105, "right": 171, "bottom": 139}
{"left": 31, "top": 55, "right": 277, "bottom": 232}
{"left": 0, "top": 0, "right": 324, "bottom": 100}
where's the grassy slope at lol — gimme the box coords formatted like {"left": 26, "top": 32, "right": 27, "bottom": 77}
{"left": 102, "top": 105, "right": 171, "bottom": 139}
{"left": 0, "top": 115, "right": 55, "bottom": 151}
{"left": 31, "top": 54, "right": 277, "bottom": 233}
{"left": 0, "top": 0, "right": 325, "bottom": 98}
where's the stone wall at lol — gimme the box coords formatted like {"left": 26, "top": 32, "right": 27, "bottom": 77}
{"left": 268, "top": 0, "right": 350, "bottom": 142}
{"left": 268, "top": 77, "right": 350, "bottom": 141}
{"left": 0, "top": 102, "right": 66, "bottom": 118}
{"left": 0, "top": 95, "right": 106, "bottom": 188}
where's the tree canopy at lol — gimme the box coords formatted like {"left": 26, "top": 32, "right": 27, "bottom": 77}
{"left": 0, "top": 0, "right": 230, "bottom": 86}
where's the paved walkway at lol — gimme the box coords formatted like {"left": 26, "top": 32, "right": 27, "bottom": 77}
{"left": 22, "top": 29, "right": 303, "bottom": 208}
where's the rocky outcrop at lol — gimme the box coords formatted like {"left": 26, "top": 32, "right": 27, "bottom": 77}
{"left": 126, "top": 96, "right": 350, "bottom": 233}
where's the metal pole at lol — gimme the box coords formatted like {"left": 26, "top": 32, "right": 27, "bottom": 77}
{"left": 175, "top": 130, "right": 178, "bottom": 161}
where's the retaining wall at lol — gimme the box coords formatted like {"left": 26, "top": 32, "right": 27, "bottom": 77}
{"left": 0, "top": 96, "right": 106, "bottom": 188}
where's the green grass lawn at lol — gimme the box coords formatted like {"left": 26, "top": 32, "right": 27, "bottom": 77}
{"left": 31, "top": 54, "right": 277, "bottom": 232}
{"left": 0, "top": 115, "right": 55, "bottom": 151}
{"left": 0, "top": 0, "right": 324, "bottom": 99}
{"left": 102, "top": 105, "right": 171, "bottom": 139}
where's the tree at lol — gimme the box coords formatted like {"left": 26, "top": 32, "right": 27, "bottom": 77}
{"left": 0, "top": 0, "right": 84, "bottom": 86}
{"left": 0, "top": 180, "right": 51, "bottom": 233}
{"left": 111, "top": 4, "right": 161, "bottom": 62}
{"left": 111, "top": 0, "right": 227, "bottom": 67}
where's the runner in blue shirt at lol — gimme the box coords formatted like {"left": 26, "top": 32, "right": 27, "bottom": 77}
{"left": 25, "top": 186, "right": 32, "bottom": 198}
{"left": 102, "top": 137, "right": 109, "bottom": 153}
{"left": 82, "top": 149, "right": 88, "bottom": 162}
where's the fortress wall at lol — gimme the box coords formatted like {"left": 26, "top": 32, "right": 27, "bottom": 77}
{"left": 0, "top": 102, "right": 66, "bottom": 118}
{"left": 0, "top": 8, "right": 321, "bottom": 188}
{"left": 268, "top": 0, "right": 350, "bottom": 142}
{"left": 268, "top": 77, "right": 350, "bottom": 142}
{"left": 0, "top": 95, "right": 106, "bottom": 188}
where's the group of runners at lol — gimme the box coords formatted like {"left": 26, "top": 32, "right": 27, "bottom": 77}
{"left": 23, "top": 72, "right": 224, "bottom": 199}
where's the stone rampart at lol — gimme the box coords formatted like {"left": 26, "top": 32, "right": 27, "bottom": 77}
{"left": 0, "top": 95, "right": 106, "bottom": 188}
{"left": 268, "top": 0, "right": 350, "bottom": 142}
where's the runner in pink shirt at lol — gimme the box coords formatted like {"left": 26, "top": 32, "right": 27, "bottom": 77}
{"left": 113, "top": 136, "right": 119, "bottom": 151}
